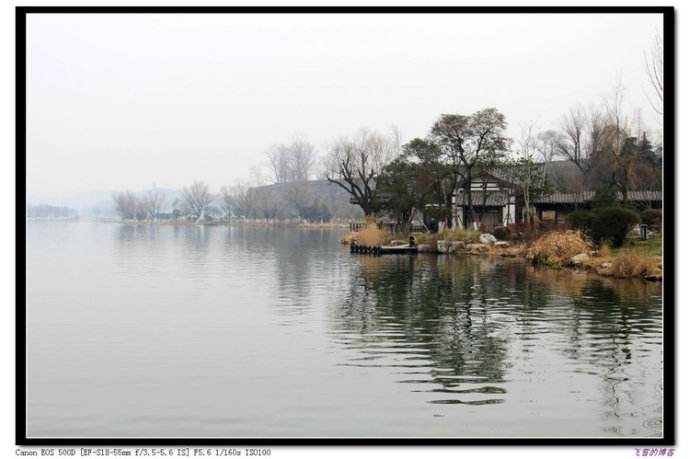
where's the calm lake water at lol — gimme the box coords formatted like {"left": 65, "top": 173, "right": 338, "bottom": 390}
{"left": 26, "top": 222, "right": 664, "bottom": 438}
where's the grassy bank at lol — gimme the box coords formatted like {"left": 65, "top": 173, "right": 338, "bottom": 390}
{"left": 610, "top": 234, "right": 662, "bottom": 257}
{"left": 525, "top": 231, "right": 662, "bottom": 281}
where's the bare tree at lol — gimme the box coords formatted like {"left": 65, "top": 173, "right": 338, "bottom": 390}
{"left": 113, "top": 191, "right": 144, "bottom": 221}
{"left": 221, "top": 182, "right": 253, "bottom": 219}
{"left": 220, "top": 186, "right": 235, "bottom": 219}
{"left": 249, "top": 187, "right": 283, "bottom": 220}
{"left": 287, "top": 139, "right": 316, "bottom": 182}
{"left": 430, "top": 108, "right": 510, "bottom": 227}
{"left": 536, "top": 129, "right": 563, "bottom": 188}
{"left": 180, "top": 181, "right": 213, "bottom": 219}
{"left": 266, "top": 145, "right": 291, "bottom": 184}
{"left": 645, "top": 31, "right": 663, "bottom": 117}
{"left": 603, "top": 82, "right": 635, "bottom": 204}
{"left": 266, "top": 138, "right": 317, "bottom": 184}
{"left": 325, "top": 128, "right": 398, "bottom": 217}
{"left": 515, "top": 125, "right": 539, "bottom": 223}
{"left": 557, "top": 105, "right": 607, "bottom": 203}
{"left": 249, "top": 164, "right": 270, "bottom": 187}
{"left": 536, "top": 130, "right": 561, "bottom": 163}
{"left": 142, "top": 189, "right": 166, "bottom": 220}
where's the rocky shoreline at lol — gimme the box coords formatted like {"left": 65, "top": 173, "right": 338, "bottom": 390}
{"left": 411, "top": 232, "right": 662, "bottom": 282}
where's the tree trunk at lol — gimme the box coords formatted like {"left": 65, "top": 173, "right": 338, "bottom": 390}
{"left": 465, "top": 170, "right": 474, "bottom": 228}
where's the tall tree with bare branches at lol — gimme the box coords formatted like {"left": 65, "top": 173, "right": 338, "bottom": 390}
{"left": 645, "top": 31, "right": 663, "bottom": 117}
{"left": 266, "top": 138, "right": 317, "bottom": 184}
{"left": 603, "top": 82, "right": 634, "bottom": 205}
{"left": 430, "top": 108, "right": 509, "bottom": 227}
{"left": 325, "top": 128, "right": 398, "bottom": 216}
{"left": 557, "top": 105, "right": 607, "bottom": 204}
{"left": 180, "top": 181, "right": 213, "bottom": 219}
{"left": 142, "top": 189, "right": 166, "bottom": 220}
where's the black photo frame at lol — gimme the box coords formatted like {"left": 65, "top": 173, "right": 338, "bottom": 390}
{"left": 16, "top": 5, "right": 676, "bottom": 447}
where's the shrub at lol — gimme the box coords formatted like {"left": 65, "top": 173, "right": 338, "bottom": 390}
{"left": 493, "top": 226, "right": 511, "bottom": 240}
{"left": 527, "top": 230, "right": 591, "bottom": 266}
{"left": 567, "top": 209, "right": 596, "bottom": 232}
{"left": 591, "top": 207, "right": 640, "bottom": 247}
{"left": 592, "top": 185, "right": 618, "bottom": 208}
{"left": 640, "top": 209, "right": 662, "bottom": 229}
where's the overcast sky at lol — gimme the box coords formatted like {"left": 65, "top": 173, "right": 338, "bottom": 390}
{"left": 26, "top": 12, "right": 663, "bottom": 202}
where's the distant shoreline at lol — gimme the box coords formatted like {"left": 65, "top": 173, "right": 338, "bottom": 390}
{"left": 69, "top": 218, "right": 351, "bottom": 229}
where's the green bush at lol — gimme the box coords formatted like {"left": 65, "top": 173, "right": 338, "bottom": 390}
{"left": 567, "top": 209, "right": 596, "bottom": 231}
{"left": 640, "top": 209, "right": 662, "bottom": 229}
{"left": 592, "top": 185, "right": 618, "bottom": 208}
{"left": 591, "top": 207, "right": 640, "bottom": 247}
{"left": 493, "top": 226, "right": 511, "bottom": 240}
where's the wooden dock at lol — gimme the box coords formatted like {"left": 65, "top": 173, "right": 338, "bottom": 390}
{"left": 350, "top": 243, "right": 418, "bottom": 256}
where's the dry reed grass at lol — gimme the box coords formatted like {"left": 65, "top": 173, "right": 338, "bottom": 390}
{"left": 527, "top": 230, "right": 591, "bottom": 266}
{"left": 599, "top": 242, "right": 611, "bottom": 258}
{"left": 340, "top": 220, "right": 391, "bottom": 246}
{"left": 609, "top": 249, "right": 659, "bottom": 278}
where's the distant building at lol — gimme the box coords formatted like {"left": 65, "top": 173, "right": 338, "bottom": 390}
{"left": 531, "top": 191, "right": 662, "bottom": 225}
{"left": 453, "top": 162, "right": 662, "bottom": 230}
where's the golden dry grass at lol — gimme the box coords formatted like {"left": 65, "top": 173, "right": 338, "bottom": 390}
{"left": 527, "top": 230, "right": 591, "bottom": 266}
{"left": 340, "top": 220, "right": 392, "bottom": 246}
{"left": 340, "top": 231, "right": 358, "bottom": 245}
{"left": 599, "top": 242, "right": 611, "bottom": 258}
{"left": 609, "top": 249, "right": 659, "bottom": 278}
{"left": 357, "top": 224, "right": 391, "bottom": 246}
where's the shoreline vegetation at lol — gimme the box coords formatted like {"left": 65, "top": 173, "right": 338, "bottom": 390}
{"left": 83, "top": 214, "right": 662, "bottom": 281}
{"left": 341, "top": 221, "right": 662, "bottom": 282}
{"left": 47, "top": 215, "right": 662, "bottom": 282}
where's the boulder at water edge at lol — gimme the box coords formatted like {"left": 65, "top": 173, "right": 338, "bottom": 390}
{"left": 569, "top": 253, "right": 590, "bottom": 265}
{"left": 479, "top": 233, "right": 498, "bottom": 245}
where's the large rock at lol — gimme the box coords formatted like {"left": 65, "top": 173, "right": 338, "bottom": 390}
{"left": 494, "top": 241, "right": 510, "bottom": 248}
{"left": 479, "top": 233, "right": 497, "bottom": 245}
{"left": 569, "top": 253, "right": 590, "bottom": 265}
{"left": 437, "top": 240, "right": 451, "bottom": 254}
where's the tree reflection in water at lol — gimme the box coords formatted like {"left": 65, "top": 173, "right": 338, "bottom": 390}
{"left": 331, "top": 254, "right": 662, "bottom": 418}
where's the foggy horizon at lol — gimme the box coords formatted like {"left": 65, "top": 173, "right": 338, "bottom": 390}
{"left": 27, "top": 12, "right": 662, "bottom": 203}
